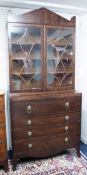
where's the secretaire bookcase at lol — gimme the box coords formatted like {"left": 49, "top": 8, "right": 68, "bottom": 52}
{"left": 8, "top": 7, "right": 82, "bottom": 170}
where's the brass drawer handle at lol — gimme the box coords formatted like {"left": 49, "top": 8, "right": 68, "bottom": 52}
{"left": 28, "top": 131, "right": 32, "bottom": 136}
{"left": 65, "top": 137, "right": 69, "bottom": 143}
{"left": 65, "top": 102, "right": 69, "bottom": 110}
{"left": 27, "top": 106, "right": 32, "bottom": 114}
{"left": 65, "top": 115, "right": 70, "bottom": 121}
{"left": 65, "top": 126, "right": 69, "bottom": 131}
{"left": 27, "top": 120, "right": 32, "bottom": 125}
{"left": 28, "top": 143, "right": 32, "bottom": 149}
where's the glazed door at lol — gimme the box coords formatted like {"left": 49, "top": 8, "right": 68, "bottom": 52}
{"left": 9, "top": 24, "right": 43, "bottom": 92}
{"left": 46, "top": 27, "right": 75, "bottom": 91}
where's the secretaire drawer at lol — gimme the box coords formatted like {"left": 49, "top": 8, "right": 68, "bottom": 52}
{"left": 11, "top": 95, "right": 81, "bottom": 117}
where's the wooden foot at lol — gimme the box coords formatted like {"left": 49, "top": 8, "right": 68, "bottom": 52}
{"left": 75, "top": 145, "right": 80, "bottom": 157}
{"left": 12, "top": 157, "right": 19, "bottom": 171}
{"left": 76, "top": 149, "right": 80, "bottom": 157}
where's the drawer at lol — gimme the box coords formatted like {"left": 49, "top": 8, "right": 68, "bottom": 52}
{"left": 12, "top": 121, "right": 80, "bottom": 141}
{"left": 13, "top": 137, "right": 67, "bottom": 157}
{"left": 0, "top": 111, "right": 5, "bottom": 124}
{"left": 11, "top": 95, "right": 81, "bottom": 117}
{"left": 0, "top": 127, "right": 6, "bottom": 141}
{"left": 12, "top": 112, "right": 81, "bottom": 128}
{"left": 13, "top": 132, "right": 80, "bottom": 158}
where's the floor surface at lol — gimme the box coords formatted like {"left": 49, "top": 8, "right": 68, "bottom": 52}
{"left": 80, "top": 141, "right": 87, "bottom": 160}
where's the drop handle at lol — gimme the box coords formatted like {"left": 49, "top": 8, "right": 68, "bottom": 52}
{"left": 65, "top": 137, "right": 69, "bottom": 143}
{"left": 65, "top": 115, "right": 70, "bottom": 121}
{"left": 65, "top": 102, "right": 69, "bottom": 110}
{"left": 27, "top": 120, "right": 32, "bottom": 125}
{"left": 65, "top": 126, "right": 69, "bottom": 131}
{"left": 28, "top": 131, "right": 32, "bottom": 136}
{"left": 27, "top": 106, "right": 32, "bottom": 114}
{"left": 28, "top": 144, "right": 32, "bottom": 149}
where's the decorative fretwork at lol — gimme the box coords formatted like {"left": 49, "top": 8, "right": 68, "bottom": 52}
{"left": 47, "top": 28, "right": 73, "bottom": 88}
{"left": 11, "top": 26, "right": 41, "bottom": 90}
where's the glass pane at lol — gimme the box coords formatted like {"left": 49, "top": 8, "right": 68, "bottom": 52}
{"left": 10, "top": 26, "right": 42, "bottom": 91}
{"left": 47, "top": 28, "right": 74, "bottom": 90}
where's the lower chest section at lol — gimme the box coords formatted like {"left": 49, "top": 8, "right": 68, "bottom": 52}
{"left": 11, "top": 93, "right": 81, "bottom": 157}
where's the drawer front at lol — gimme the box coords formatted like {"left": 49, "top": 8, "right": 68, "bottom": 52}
{"left": 11, "top": 95, "right": 81, "bottom": 117}
{"left": 13, "top": 132, "right": 80, "bottom": 157}
{"left": 12, "top": 121, "right": 80, "bottom": 141}
{"left": 13, "top": 137, "right": 67, "bottom": 157}
{"left": 12, "top": 112, "right": 81, "bottom": 128}
{"left": 0, "top": 111, "right": 5, "bottom": 124}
